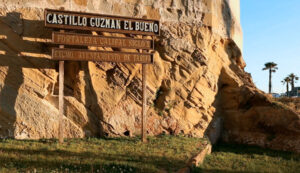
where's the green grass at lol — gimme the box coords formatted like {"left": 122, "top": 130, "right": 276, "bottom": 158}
{"left": 193, "top": 143, "right": 300, "bottom": 173}
{"left": 0, "top": 135, "right": 207, "bottom": 173}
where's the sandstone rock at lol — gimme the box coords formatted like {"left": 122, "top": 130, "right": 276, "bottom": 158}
{"left": 219, "top": 65, "right": 300, "bottom": 153}
{"left": 0, "top": 0, "right": 299, "bottom": 153}
{"left": 275, "top": 97, "right": 300, "bottom": 114}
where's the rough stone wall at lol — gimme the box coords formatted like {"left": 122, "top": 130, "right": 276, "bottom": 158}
{"left": 0, "top": 0, "right": 299, "bottom": 153}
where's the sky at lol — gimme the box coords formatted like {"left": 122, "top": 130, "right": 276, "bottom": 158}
{"left": 240, "top": 0, "right": 300, "bottom": 94}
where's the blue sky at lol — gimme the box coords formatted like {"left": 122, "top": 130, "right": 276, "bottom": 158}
{"left": 241, "top": 0, "right": 300, "bottom": 93}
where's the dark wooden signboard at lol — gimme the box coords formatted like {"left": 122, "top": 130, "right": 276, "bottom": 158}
{"left": 52, "top": 32, "right": 154, "bottom": 49}
{"left": 45, "top": 9, "right": 160, "bottom": 36}
{"left": 52, "top": 48, "right": 153, "bottom": 63}
{"left": 45, "top": 8, "right": 159, "bottom": 143}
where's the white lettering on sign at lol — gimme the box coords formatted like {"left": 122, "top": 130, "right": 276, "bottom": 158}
{"left": 149, "top": 23, "right": 154, "bottom": 32}
{"left": 45, "top": 10, "right": 160, "bottom": 35}
{"left": 105, "top": 19, "right": 110, "bottom": 28}
{"left": 90, "top": 17, "right": 95, "bottom": 27}
{"left": 58, "top": 14, "right": 63, "bottom": 24}
{"left": 116, "top": 20, "right": 121, "bottom": 29}
{"left": 64, "top": 14, "right": 68, "bottom": 24}
{"left": 111, "top": 19, "right": 115, "bottom": 29}
{"left": 101, "top": 18, "right": 105, "bottom": 28}
{"left": 82, "top": 17, "right": 86, "bottom": 26}
{"left": 52, "top": 14, "right": 57, "bottom": 24}
{"left": 46, "top": 13, "right": 52, "bottom": 23}
{"left": 124, "top": 21, "right": 129, "bottom": 30}
{"left": 154, "top": 23, "right": 159, "bottom": 33}
{"left": 129, "top": 21, "right": 133, "bottom": 30}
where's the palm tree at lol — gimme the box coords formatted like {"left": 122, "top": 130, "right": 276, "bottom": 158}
{"left": 282, "top": 77, "right": 291, "bottom": 97}
{"left": 262, "top": 62, "right": 278, "bottom": 94}
{"left": 288, "top": 73, "right": 299, "bottom": 91}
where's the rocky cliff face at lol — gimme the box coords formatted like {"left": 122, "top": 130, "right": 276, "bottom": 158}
{"left": 0, "top": 0, "right": 299, "bottom": 153}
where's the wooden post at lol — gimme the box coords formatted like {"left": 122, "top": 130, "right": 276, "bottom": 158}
{"left": 142, "top": 63, "right": 147, "bottom": 143}
{"left": 58, "top": 30, "right": 65, "bottom": 143}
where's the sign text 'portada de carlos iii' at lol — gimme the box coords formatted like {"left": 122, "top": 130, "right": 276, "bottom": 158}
{"left": 45, "top": 9, "right": 160, "bottom": 36}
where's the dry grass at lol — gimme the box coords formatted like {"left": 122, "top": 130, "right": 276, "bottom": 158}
{"left": 274, "top": 97, "right": 300, "bottom": 113}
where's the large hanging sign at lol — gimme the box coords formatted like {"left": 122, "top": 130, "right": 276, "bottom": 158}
{"left": 45, "top": 9, "right": 160, "bottom": 36}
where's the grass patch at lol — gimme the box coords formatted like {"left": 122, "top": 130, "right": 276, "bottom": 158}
{"left": 193, "top": 143, "right": 300, "bottom": 173}
{"left": 0, "top": 135, "right": 207, "bottom": 173}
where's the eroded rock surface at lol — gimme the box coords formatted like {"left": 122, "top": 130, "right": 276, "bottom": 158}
{"left": 0, "top": 0, "right": 299, "bottom": 153}
{"left": 219, "top": 67, "right": 300, "bottom": 153}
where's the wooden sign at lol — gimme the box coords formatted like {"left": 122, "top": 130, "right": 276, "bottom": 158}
{"left": 45, "top": 9, "right": 160, "bottom": 36}
{"left": 52, "top": 32, "right": 154, "bottom": 49}
{"left": 45, "top": 8, "right": 157, "bottom": 143}
{"left": 52, "top": 48, "right": 153, "bottom": 63}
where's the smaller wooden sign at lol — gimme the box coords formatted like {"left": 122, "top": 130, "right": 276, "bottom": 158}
{"left": 52, "top": 48, "right": 153, "bottom": 63}
{"left": 52, "top": 32, "right": 154, "bottom": 50}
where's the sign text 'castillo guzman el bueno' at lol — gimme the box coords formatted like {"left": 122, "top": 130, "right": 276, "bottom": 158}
{"left": 45, "top": 9, "right": 160, "bottom": 36}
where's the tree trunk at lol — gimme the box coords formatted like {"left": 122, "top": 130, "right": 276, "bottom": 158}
{"left": 286, "top": 83, "right": 289, "bottom": 97}
{"left": 291, "top": 78, "right": 295, "bottom": 91}
{"left": 269, "top": 69, "right": 272, "bottom": 94}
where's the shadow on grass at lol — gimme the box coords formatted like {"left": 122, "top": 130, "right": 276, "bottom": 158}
{"left": 101, "top": 136, "right": 141, "bottom": 142}
{"left": 0, "top": 157, "right": 138, "bottom": 173}
{"left": 0, "top": 146, "right": 184, "bottom": 172}
{"left": 191, "top": 143, "right": 300, "bottom": 173}
{"left": 191, "top": 168, "right": 259, "bottom": 173}
{"left": 212, "top": 143, "right": 300, "bottom": 161}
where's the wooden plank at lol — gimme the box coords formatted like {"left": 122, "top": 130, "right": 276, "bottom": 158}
{"left": 142, "top": 63, "right": 147, "bottom": 143}
{"left": 58, "top": 60, "right": 64, "bottom": 143}
{"left": 45, "top": 9, "right": 160, "bottom": 36}
{"left": 52, "top": 32, "right": 154, "bottom": 50}
{"left": 58, "top": 30, "right": 64, "bottom": 144}
{"left": 52, "top": 48, "right": 153, "bottom": 63}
